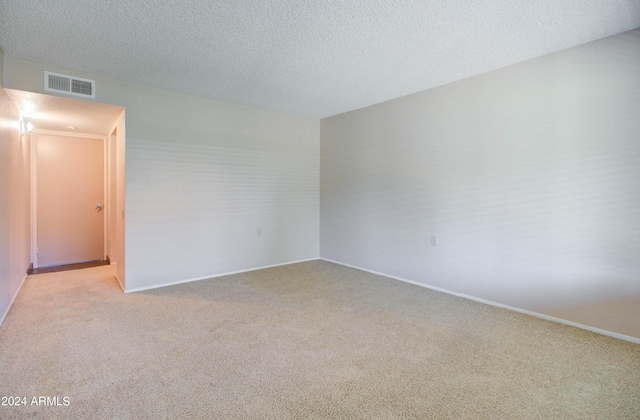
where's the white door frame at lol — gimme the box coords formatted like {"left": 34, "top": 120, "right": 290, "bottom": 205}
{"left": 30, "top": 129, "right": 108, "bottom": 268}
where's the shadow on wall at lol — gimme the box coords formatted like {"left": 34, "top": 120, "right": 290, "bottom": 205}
{"left": 537, "top": 295, "right": 640, "bottom": 339}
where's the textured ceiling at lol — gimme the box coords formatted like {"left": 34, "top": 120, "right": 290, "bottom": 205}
{"left": 1, "top": 1, "right": 639, "bottom": 118}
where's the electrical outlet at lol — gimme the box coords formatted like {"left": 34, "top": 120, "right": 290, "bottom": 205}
{"left": 431, "top": 235, "right": 438, "bottom": 246}
{"left": 257, "top": 227, "right": 262, "bottom": 237}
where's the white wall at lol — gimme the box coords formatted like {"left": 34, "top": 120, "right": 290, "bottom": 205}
{"left": 321, "top": 29, "right": 640, "bottom": 339}
{"left": 0, "top": 48, "right": 31, "bottom": 325}
{"left": 3, "top": 58, "right": 319, "bottom": 291}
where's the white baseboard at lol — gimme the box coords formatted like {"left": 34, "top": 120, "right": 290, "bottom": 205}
{"left": 124, "top": 257, "right": 320, "bottom": 294}
{"left": 109, "top": 262, "right": 125, "bottom": 292}
{"left": 0, "top": 273, "right": 28, "bottom": 328}
{"left": 320, "top": 258, "right": 640, "bottom": 345}
{"left": 114, "top": 274, "right": 124, "bottom": 292}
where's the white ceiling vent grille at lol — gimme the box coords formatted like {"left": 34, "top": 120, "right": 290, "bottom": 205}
{"left": 44, "top": 71, "right": 95, "bottom": 99}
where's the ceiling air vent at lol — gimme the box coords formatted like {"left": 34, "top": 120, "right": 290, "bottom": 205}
{"left": 44, "top": 71, "right": 95, "bottom": 99}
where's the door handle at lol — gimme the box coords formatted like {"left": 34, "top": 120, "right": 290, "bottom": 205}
{"left": 95, "top": 204, "right": 103, "bottom": 212}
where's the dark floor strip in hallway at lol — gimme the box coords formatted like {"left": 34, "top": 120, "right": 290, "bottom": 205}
{"left": 28, "top": 258, "right": 110, "bottom": 275}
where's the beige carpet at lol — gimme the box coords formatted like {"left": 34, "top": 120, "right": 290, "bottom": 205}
{"left": 0, "top": 261, "right": 638, "bottom": 419}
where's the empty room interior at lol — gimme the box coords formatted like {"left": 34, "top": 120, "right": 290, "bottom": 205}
{"left": 1, "top": 1, "right": 639, "bottom": 418}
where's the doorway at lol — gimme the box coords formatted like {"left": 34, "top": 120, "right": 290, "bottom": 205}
{"left": 5, "top": 88, "right": 125, "bottom": 283}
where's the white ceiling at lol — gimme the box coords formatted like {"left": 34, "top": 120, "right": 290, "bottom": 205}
{"left": 1, "top": 0, "right": 639, "bottom": 118}
{"left": 5, "top": 89, "right": 124, "bottom": 135}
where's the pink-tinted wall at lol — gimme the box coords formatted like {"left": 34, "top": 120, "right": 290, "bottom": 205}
{"left": 0, "top": 48, "right": 31, "bottom": 325}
